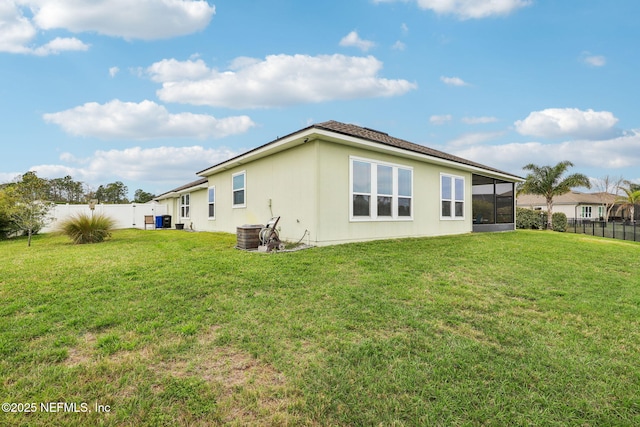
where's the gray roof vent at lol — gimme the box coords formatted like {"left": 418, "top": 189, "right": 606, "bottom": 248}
{"left": 362, "top": 127, "right": 389, "bottom": 136}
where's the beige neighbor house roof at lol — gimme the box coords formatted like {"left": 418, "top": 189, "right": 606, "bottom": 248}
{"left": 517, "top": 191, "right": 617, "bottom": 206}
{"left": 196, "top": 120, "right": 523, "bottom": 181}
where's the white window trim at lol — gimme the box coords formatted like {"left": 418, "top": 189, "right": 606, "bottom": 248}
{"left": 440, "top": 173, "right": 466, "bottom": 221}
{"left": 581, "top": 206, "right": 592, "bottom": 219}
{"left": 208, "top": 186, "right": 215, "bottom": 220}
{"left": 232, "top": 170, "right": 246, "bottom": 209}
{"left": 180, "top": 193, "right": 190, "bottom": 220}
{"left": 349, "top": 156, "right": 413, "bottom": 222}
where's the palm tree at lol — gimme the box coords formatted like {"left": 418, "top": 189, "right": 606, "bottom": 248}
{"left": 519, "top": 161, "right": 591, "bottom": 229}
{"left": 616, "top": 184, "right": 640, "bottom": 223}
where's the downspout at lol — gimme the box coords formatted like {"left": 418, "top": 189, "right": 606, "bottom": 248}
{"left": 313, "top": 138, "right": 320, "bottom": 246}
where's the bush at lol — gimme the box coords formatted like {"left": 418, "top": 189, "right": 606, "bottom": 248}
{"left": 516, "top": 208, "right": 546, "bottom": 229}
{"left": 552, "top": 212, "right": 568, "bottom": 232}
{"left": 58, "top": 212, "right": 116, "bottom": 244}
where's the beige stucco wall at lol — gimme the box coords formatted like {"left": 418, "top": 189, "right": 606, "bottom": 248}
{"left": 313, "top": 140, "right": 472, "bottom": 245}
{"left": 197, "top": 140, "right": 318, "bottom": 244}
{"left": 159, "top": 136, "right": 481, "bottom": 246}
{"left": 517, "top": 203, "right": 606, "bottom": 219}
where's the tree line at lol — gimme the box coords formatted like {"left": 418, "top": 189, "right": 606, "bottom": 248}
{"left": 0, "top": 171, "right": 157, "bottom": 244}
{"left": 0, "top": 172, "right": 156, "bottom": 204}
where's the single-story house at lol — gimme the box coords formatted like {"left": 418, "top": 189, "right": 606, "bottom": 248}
{"left": 516, "top": 192, "right": 619, "bottom": 221}
{"left": 155, "top": 120, "right": 523, "bottom": 246}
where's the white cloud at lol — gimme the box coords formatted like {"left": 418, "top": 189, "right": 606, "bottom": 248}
{"left": 31, "top": 145, "right": 240, "bottom": 189}
{"left": 109, "top": 67, "right": 120, "bottom": 77}
{"left": 149, "top": 54, "right": 417, "bottom": 109}
{"left": 43, "top": 100, "right": 256, "bottom": 140}
{"left": 392, "top": 41, "right": 406, "bottom": 51}
{"left": 450, "top": 131, "right": 640, "bottom": 175}
{"left": 440, "top": 76, "right": 469, "bottom": 86}
{"left": 374, "top": 0, "right": 531, "bottom": 19}
{"left": 0, "top": 2, "right": 88, "bottom": 55}
{"left": 429, "top": 114, "right": 453, "bottom": 125}
{"left": 31, "top": 0, "right": 215, "bottom": 40}
{"left": 462, "top": 116, "right": 499, "bottom": 124}
{"left": 0, "top": 171, "right": 21, "bottom": 184}
{"left": 339, "top": 31, "right": 376, "bottom": 52}
{"left": 147, "top": 58, "right": 211, "bottom": 83}
{"left": 514, "top": 108, "right": 619, "bottom": 139}
{"left": 447, "top": 131, "right": 505, "bottom": 147}
{"left": 401, "top": 23, "right": 409, "bottom": 35}
{"left": 33, "top": 37, "right": 89, "bottom": 55}
{"left": 0, "top": 1, "right": 36, "bottom": 53}
{"left": 581, "top": 52, "right": 606, "bottom": 67}
{"left": 0, "top": 1, "right": 215, "bottom": 54}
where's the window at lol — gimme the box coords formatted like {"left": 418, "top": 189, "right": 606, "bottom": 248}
{"left": 397, "top": 168, "right": 412, "bottom": 217}
{"left": 208, "top": 187, "right": 215, "bottom": 219}
{"left": 597, "top": 205, "right": 604, "bottom": 219}
{"left": 581, "top": 206, "right": 592, "bottom": 218}
{"left": 377, "top": 164, "right": 392, "bottom": 217}
{"left": 352, "top": 161, "right": 371, "bottom": 216}
{"left": 441, "top": 174, "right": 465, "bottom": 219}
{"left": 180, "top": 193, "right": 190, "bottom": 219}
{"left": 350, "top": 157, "right": 412, "bottom": 220}
{"left": 232, "top": 171, "right": 245, "bottom": 208}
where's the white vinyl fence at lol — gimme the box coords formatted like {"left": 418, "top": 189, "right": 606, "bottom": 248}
{"left": 42, "top": 202, "right": 168, "bottom": 233}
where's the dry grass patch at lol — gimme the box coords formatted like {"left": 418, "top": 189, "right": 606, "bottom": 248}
{"left": 64, "top": 332, "right": 96, "bottom": 367}
{"left": 149, "top": 327, "right": 301, "bottom": 425}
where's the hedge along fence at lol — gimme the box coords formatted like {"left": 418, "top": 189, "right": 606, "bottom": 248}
{"left": 516, "top": 208, "right": 567, "bottom": 232}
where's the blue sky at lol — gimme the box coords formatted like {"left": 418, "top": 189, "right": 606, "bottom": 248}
{"left": 2, "top": 0, "right": 639, "bottom": 197}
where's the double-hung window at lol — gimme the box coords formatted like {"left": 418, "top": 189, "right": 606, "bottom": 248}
{"left": 350, "top": 157, "right": 413, "bottom": 221}
{"left": 208, "top": 186, "right": 215, "bottom": 219}
{"left": 232, "top": 171, "right": 246, "bottom": 208}
{"left": 180, "top": 193, "right": 190, "bottom": 219}
{"left": 441, "top": 174, "right": 465, "bottom": 219}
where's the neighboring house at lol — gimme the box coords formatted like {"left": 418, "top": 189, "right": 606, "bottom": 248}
{"left": 516, "top": 191, "right": 618, "bottom": 221}
{"left": 156, "top": 121, "right": 523, "bottom": 246}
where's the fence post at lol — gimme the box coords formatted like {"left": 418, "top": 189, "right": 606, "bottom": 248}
{"left": 613, "top": 221, "right": 616, "bottom": 239}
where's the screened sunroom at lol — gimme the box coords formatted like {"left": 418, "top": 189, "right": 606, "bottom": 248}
{"left": 472, "top": 175, "right": 516, "bottom": 232}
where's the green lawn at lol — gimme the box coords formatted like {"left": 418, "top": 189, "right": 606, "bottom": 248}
{"left": 1, "top": 230, "right": 639, "bottom": 426}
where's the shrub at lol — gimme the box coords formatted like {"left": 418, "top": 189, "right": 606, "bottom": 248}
{"left": 58, "top": 212, "right": 116, "bottom": 244}
{"left": 516, "top": 208, "right": 546, "bottom": 229}
{"left": 552, "top": 212, "right": 568, "bottom": 232}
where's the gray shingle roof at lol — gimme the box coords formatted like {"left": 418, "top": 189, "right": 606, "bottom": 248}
{"left": 314, "top": 120, "right": 519, "bottom": 178}
{"left": 192, "top": 120, "right": 522, "bottom": 183}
